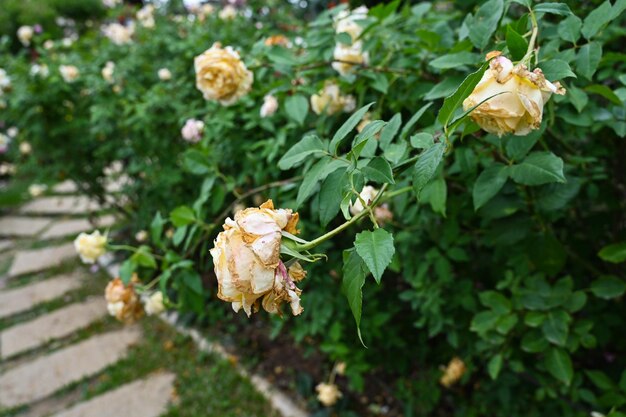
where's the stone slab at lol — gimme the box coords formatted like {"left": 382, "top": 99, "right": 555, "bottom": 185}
{"left": 8, "top": 243, "right": 76, "bottom": 277}
{"left": 50, "top": 372, "right": 175, "bottom": 417}
{"left": 0, "top": 217, "right": 52, "bottom": 237}
{"left": 0, "top": 272, "right": 83, "bottom": 319}
{"left": 41, "top": 215, "right": 117, "bottom": 240}
{"left": 52, "top": 181, "right": 78, "bottom": 194}
{"left": 0, "top": 298, "right": 107, "bottom": 358}
{"left": 19, "top": 196, "right": 101, "bottom": 215}
{"left": 0, "top": 327, "right": 141, "bottom": 408}
{"left": 0, "top": 240, "right": 13, "bottom": 252}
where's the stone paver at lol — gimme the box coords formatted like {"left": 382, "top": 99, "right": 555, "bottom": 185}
{"left": 50, "top": 373, "right": 175, "bottom": 417}
{"left": 0, "top": 272, "right": 83, "bottom": 319}
{"left": 0, "top": 239, "right": 13, "bottom": 252}
{"left": 41, "top": 215, "right": 117, "bottom": 240}
{"left": 0, "top": 298, "right": 107, "bottom": 359}
{"left": 8, "top": 243, "right": 76, "bottom": 277}
{"left": 0, "top": 217, "right": 52, "bottom": 237}
{"left": 19, "top": 196, "right": 101, "bottom": 215}
{"left": 53, "top": 180, "right": 78, "bottom": 194}
{"left": 0, "top": 327, "right": 141, "bottom": 408}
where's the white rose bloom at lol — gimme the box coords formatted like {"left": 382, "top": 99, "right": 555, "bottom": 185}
{"left": 349, "top": 185, "right": 378, "bottom": 215}
{"left": 0, "top": 68, "right": 11, "bottom": 91}
{"left": 102, "top": 61, "right": 115, "bottom": 84}
{"left": 0, "top": 133, "right": 10, "bottom": 153}
{"left": 19, "top": 142, "right": 32, "bottom": 155}
{"left": 310, "top": 82, "right": 355, "bottom": 116}
{"left": 332, "top": 42, "right": 369, "bottom": 76}
{"left": 135, "top": 230, "right": 148, "bottom": 242}
{"left": 30, "top": 64, "right": 50, "bottom": 78}
{"left": 43, "top": 40, "right": 54, "bottom": 50}
{"left": 137, "top": 5, "right": 156, "bottom": 28}
{"left": 143, "top": 291, "right": 165, "bottom": 315}
{"left": 158, "top": 68, "right": 172, "bottom": 81}
{"left": 59, "top": 65, "right": 80, "bottom": 83}
{"left": 102, "top": 23, "right": 134, "bottom": 45}
{"left": 181, "top": 119, "right": 205, "bottom": 143}
{"left": 219, "top": 5, "right": 237, "bottom": 20}
{"left": 335, "top": 6, "right": 368, "bottom": 42}
{"left": 316, "top": 383, "right": 342, "bottom": 406}
{"left": 7, "top": 127, "right": 18, "bottom": 138}
{"left": 28, "top": 184, "right": 47, "bottom": 197}
{"left": 17, "top": 26, "right": 34, "bottom": 46}
{"left": 74, "top": 230, "right": 107, "bottom": 264}
{"left": 260, "top": 94, "right": 278, "bottom": 118}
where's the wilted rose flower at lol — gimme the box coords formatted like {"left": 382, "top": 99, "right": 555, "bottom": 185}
{"left": 102, "top": 22, "right": 134, "bottom": 45}
{"left": 310, "top": 82, "right": 356, "bottom": 115}
{"left": 219, "top": 5, "right": 237, "bottom": 20}
{"left": 28, "top": 184, "right": 47, "bottom": 197}
{"left": 316, "top": 383, "right": 342, "bottom": 406}
{"left": 102, "top": 61, "right": 115, "bottom": 84}
{"left": 105, "top": 276, "right": 144, "bottom": 323}
{"left": 194, "top": 42, "right": 253, "bottom": 105}
{"left": 0, "top": 133, "right": 10, "bottom": 153}
{"left": 158, "top": 68, "right": 172, "bottom": 81}
{"left": 74, "top": 230, "right": 107, "bottom": 264}
{"left": 440, "top": 357, "right": 466, "bottom": 387}
{"left": 137, "top": 5, "right": 156, "bottom": 28}
{"left": 349, "top": 185, "right": 378, "bottom": 216}
{"left": 19, "top": 142, "right": 32, "bottom": 155}
{"left": 30, "top": 63, "right": 49, "bottom": 78}
{"left": 332, "top": 43, "right": 369, "bottom": 76}
{"left": 335, "top": 6, "right": 368, "bottom": 42}
{"left": 59, "top": 65, "right": 80, "bottom": 83}
{"left": 17, "top": 26, "right": 34, "bottom": 46}
{"left": 264, "top": 35, "right": 290, "bottom": 47}
{"left": 210, "top": 200, "right": 306, "bottom": 317}
{"left": 143, "top": 291, "right": 165, "bottom": 315}
{"left": 463, "top": 52, "right": 565, "bottom": 137}
{"left": 181, "top": 119, "right": 205, "bottom": 143}
{"left": 260, "top": 94, "right": 278, "bottom": 117}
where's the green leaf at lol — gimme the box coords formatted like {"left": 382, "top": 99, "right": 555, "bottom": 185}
{"left": 284, "top": 95, "right": 309, "bottom": 126}
{"left": 132, "top": 247, "right": 157, "bottom": 269}
{"left": 488, "top": 354, "right": 504, "bottom": 380}
{"left": 591, "top": 275, "right": 626, "bottom": 299}
{"left": 182, "top": 270, "right": 203, "bottom": 294}
{"left": 266, "top": 46, "right": 299, "bottom": 66}
{"left": 413, "top": 142, "right": 445, "bottom": 197}
{"left": 421, "top": 177, "right": 447, "bottom": 216}
{"left": 438, "top": 60, "right": 489, "bottom": 129}
{"left": 575, "top": 42, "right": 603, "bottom": 80}
{"left": 278, "top": 135, "right": 326, "bottom": 170}
{"left": 319, "top": 169, "right": 349, "bottom": 227}
{"left": 585, "top": 84, "right": 623, "bottom": 105}
{"left": 470, "top": 310, "right": 499, "bottom": 333}
{"left": 479, "top": 290, "right": 512, "bottom": 314}
{"left": 558, "top": 15, "right": 582, "bottom": 43}
{"left": 170, "top": 206, "right": 196, "bottom": 227}
{"left": 150, "top": 212, "right": 165, "bottom": 244}
{"left": 586, "top": 370, "right": 615, "bottom": 391}
{"left": 598, "top": 242, "right": 626, "bottom": 263}
{"left": 400, "top": 102, "right": 432, "bottom": 140}
{"left": 534, "top": 3, "right": 572, "bottom": 16}
{"left": 379, "top": 113, "right": 402, "bottom": 149}
{"left": 522, "top": 330, "right": 549, "bottom": 353}
{"left": 342, "top": 249, "right": 368, "bottom": 345}
{"left": 568, "top": 85, "right": 589, "bottom": 113}
{"left": 119, "top": 259, "right": 136, "bottom": 285}
{"left": 545, "top": 347, "right": 574, "bottom": 386}
{"left": 330, "top": 103, "right": 375, "bottom": 154}
{"left": 506, "top": 26, "right": 528, "bottom": 61}
{"left": 362, "top": 157, "right": 395, "bottom": 184}
{"left": 354, "top": 229, "right": 395, "bottom": 284}
{"left": 473, "top": 164, "right": 509, "bottom": 210}
{"left": 429, "top": 52, "right": 478, "bottom": 69}
{"left": 510, "top": 152, "right": 566, "bottom": 186}
{"left": 410, "top": 133, "right": 434, "bottom": 149}
{"left": 539, "top": 60, "right": 576, "bottom": 80}
{"left": 296, "top": 158, "right": 347, "bottom": 207}
{"left": 182, "top": 149, "right": 212, "bottom": 175}
{"left": 468, "top": 0, "right": 504, "bottom": 49}
{"left": 542, "top": 310, "right": 570, "bottom": 346}
{"left": 581, "top": 1, "right": 612, "bottom": 40}
{"left": 505, "top": 124, "right": 545, "bottom": 160}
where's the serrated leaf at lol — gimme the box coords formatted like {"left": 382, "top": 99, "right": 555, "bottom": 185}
{"left": 410, "top": 132, "right": 434, "bottom": 149}
{"left": 361, "top": 157, "right": 394, "bottom": 184}
{"left": 506, "top": 26, "right": 528, "bottom": 61}
{"left": 330, "top": 103, "right": 375, "bottom": 154}
{"left": 539, "top": 59, "right": 576, "bottom": 80}
{"left": 545, "top": 347, "right": 573, "bottom": 385}
{"left": 354, "top": 228, "right": 395, "bottom": 284}
{"left": 598, "top": 242, "right": 626, "bottom": 264}
{"left": 438, "top": 61, "right": 489, "bottom": 129}
{"left": 278, "top": 135, "right": 326, "bottom": 170}
{"left": 591, "top": 275, "right": 626, "bottom": 299}
{"left": 413, "top": 142, "right": 445, "bottom": 197}
{"left": 319, "top": 169, "right": 349, "bottom": 226}
{"left": 575, "top": 42, "right": 602, "bottom": 80}
{"left": 558, "top": 15, "right": 582, "bottom": 43}
{"left": 284, "top": 94, "right": 309, "bottom": 126}
{"left": 170, "top": 206, "right": 195, "bottom": 227}
{"left": 342, "top": 249, "right": 368, "bottom": 345}
{"left": 473, "top": 164, "right": 509, "bottom": 210}
{"left": 379, "top": 113, "right": 402, "bottom": 149}
{"left": 421, "top": 177, "right": 447, "bottom": 216}
{"left": 510, "top": 152, "right": 566, "bottom": 186}
{"left": 581, "top": 1, "right": 612, "bottom": 39}
{"left": 534, "top": 3, "right": 572, "bottom": 16}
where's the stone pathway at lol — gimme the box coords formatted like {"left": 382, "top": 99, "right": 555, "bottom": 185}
{"left": 7, "top": 243, "right": 76, "bottom": 278}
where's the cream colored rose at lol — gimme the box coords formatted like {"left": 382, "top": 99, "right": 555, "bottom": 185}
{"left": 28, "top": 184, "right": 46, "bottom": 197}
{"left": 102, "top": 23, "right": 134, "bottom": 45}
{"left": 143, "top": 291, "right": 165, "bottom": 315}
{"left": 210, "top": 200, "right": 305, "bottom": 317}
{"left": 260, "top": 94, "right": 278, "bottom": 117}
{"left": 17, "top": 26, "right": 34, "bottom": 46}
{"left": 310, "top": 83, "right": 355, "bottom": 115}
{"left": 19, "top": 142, "right": 32, "bottom": 155}
{"left": 74, "top": 230, "right": 107, "bottom": 264}
{"left": 105, "top": 276, "right": 144, "bottom": 323}
{"left": 59, "top": 65, "right": 80, "bottom": 83}
{"left": 316, "top": 383, "right": 342, "bottom": 406}
{"left": 0, "top": 133, "right": 10, "bottom": 153}
{"left": 194, "top": 43, "right": 253, "bottom": 105}
{"left": 102, "top": 61, "right": 115, "bottom": 84}
{"left": 349, "top": 185, "right": 378, "bottom": 215}
{"left": 463, "top": 53, "right": 565, "bottom": 137}
{"left": 332, "top": 43, "right": 369, "bottom": 76}
{"left": 0, "top": 68, "right": 12, "bottom": 92}
{"left": 440, "top": 356, "right": 466, "bottom": 388}
{"left": 135, "top": 230, "right": 148, "bottom": 242}
{"left": 137, "top": 5, "right": 155, "bottom": 28}
{"left": 218, "top": 5, "right": 237, "bottom": 20}
{"left": 158, "top": 68, "right": 172, "bottom": 81}
{"left": 335, "top": 6, "right": 368, "bottom": 42}
{"left": 43, "top": 40, "right": 54, "bottom": 50}
{"left": 195, "top": 4, "right": 215, "bottom": 21}
{"left": 181, "top": 119, "right": 205, "bottom": 143}
{"left": 30, "top": 63, "right": 49, "bottom": 78}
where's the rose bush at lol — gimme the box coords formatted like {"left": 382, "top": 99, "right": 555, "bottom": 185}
{"left": 1, "top": 1, "right": 626, "bottom": 416}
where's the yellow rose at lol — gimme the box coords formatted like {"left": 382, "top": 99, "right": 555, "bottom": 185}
{"left": 440, "top": 356, "right": 467, "bottom": 388}
{"left": 463, "top": 53, "right": 565, "bottom": 136}
{"left": 74, "top": 230, "right": 107, "bottom": 264}
{"left": 316, "top": 382, "right": 342, "bottom": 406}
{"left": 59, "top": 65, "right": 80, "bottom": 83}
{"left": 210, "top": 200, "right": 305, "bottom": 317}
{"left": 194, "top": 43, "right": 253, "bottom": 106}
{"left": 310, "top": 82, "right": 355, "bottom": 115}
{"left": 143, "top": 291, "right": 165, "bottom": 316}
{"left": 332, "top": 43, "right": 369, "bottom": 76}
{"left": 105, "top": 276, "right": 144, "bottom": 323}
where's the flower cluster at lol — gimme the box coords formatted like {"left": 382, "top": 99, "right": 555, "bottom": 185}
{"left": 210, "top": 200, "right": 306, "bottom": 317}
{"left": 310, "top": 82, "right": 355, "bottom": 115}
{"left": 332, "top": 7, "right": 370, "bottom": 76}
{"left": 464, "top": 52, "right": 565, "bottom": 137}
